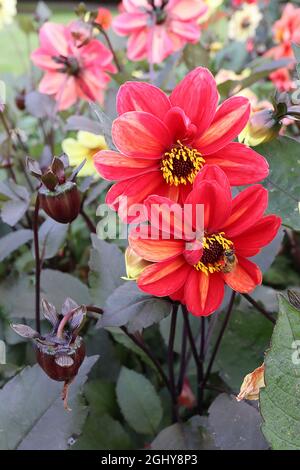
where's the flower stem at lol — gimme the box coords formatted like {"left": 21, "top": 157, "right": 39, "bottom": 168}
{"left": 168, "top": 303, "right": 179, "bottom": 422}
{"left": 182, "top": 305, "right": 203, "bottom": 414}
{"left": 202, "top": 291, "right": 236, "bottom": 389}
{"left": 33, "top": 195, "right": 41, "bottom": 333}
{"left": 242, "top": 293, "right": 276, "bottom": 324}
{"left": 177, "top": 321, "right": 188, "bottom": 395}
{"left": 198, "top": 317, "right": 206, "bottom": 414}
{"left": 80, "top": 208, "right": 96, "bottom": 233}
{"left": 122, "top": 326, "right": 172, "bottom": 395}
{"left": 96, "top": 25, "right": 122, "bottom": 73}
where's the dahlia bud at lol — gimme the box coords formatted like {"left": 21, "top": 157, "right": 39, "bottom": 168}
{"left": 15, "top": 90, "right": 26, "bottom": 111}
{"left": 239, "top": 109, "right": 281, "bottom": 147}
{"left": 11, "top": 298, "right": 87, "bottom": 410}
{"left": 237, "top": 364, "right": 265, "bottom": 402}
{"left": 26, "top": 155, "right": 85, "bottom": 224}
{"left": 177, "top": 378, "right": 196, "bottom": 409}
{"left": 123, "top": 246, "right": 152, "bottom": 281}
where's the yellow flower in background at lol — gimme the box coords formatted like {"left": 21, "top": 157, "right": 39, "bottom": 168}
{"left": 0, "top": 0, "right": 17, "bottom": 28}
{"left": 228, "top": 4, "right": 262, "bottom": 42}
{"left": 62, "top": 131, "right": 107, "bottom": 177}
{"left": 199, "top": 0, "right": 224, "bottom": 23}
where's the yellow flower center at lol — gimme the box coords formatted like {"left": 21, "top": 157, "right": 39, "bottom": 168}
{"left": 194, "top": 232, "right": 234, "bottom": 275}
{"left": 161, "top": 141, "right": 205, "bottom": 186}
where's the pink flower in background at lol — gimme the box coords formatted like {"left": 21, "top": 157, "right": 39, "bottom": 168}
{"left": 113, "top": 0, "right": 207, "bottom": 63}
{"left": 267, "top": 3, "right": 300, "bottom": 60}
{"left": 269, "top": 68, "right": 294, "bottom": 92}
{"left": 31, "top": 22, "right": 116, "bottom": 110}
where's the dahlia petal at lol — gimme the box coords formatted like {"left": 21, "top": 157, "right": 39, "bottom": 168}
{"left": 127, "top": 29, "right": 148, "bottom": 61}
{"left": 164, "top": 107, "right": 191, "bottom": 141}
{"left": 168, "top": 0, "right": 208, "bottom": 21}
{"left": 123, "top": 0, "right": 149, "bottom": 12}
{"left": 223, "top": 257, "right": 262, "bottom": 293}
{"left": 193, "top": 164, "right": 231, "bottom": 196}
{"left": 129, "top": 234, "right": 185, "bottom": 262}
{"left": 195, "top": 96, "right": 250, "bottom": 155}
{"left": 170, "top": 285, "right": 185, "bottom": 303}
{"left": 80, "top": 40, "right": 114, "bottom": 68}
{"left": 117, "top": 82, "right": 171, "bottom": 120}
{"left": 185, "top": 180, "right": 232, "bottom": 234}
{"left": 31, "top": 50, "right": 60, "bottom": 71}
{"left": 55, "top": 76, "right": 77, "bottom": 110}
{"left": 94, "top": 150, "right": 158, "bottom": 181}
{"left": 206, "top": 143, "right": 269, "bottom": 185}
{"left": 137, "top": 256, "right": 191, "bottom": 297}
{"left": 144, "top": 195, "right": 193, "bottom": 240}
{"left": 170, "top": 67, "right": 219, "bottom": 136}
{"left": 148, "top": 25, "right": 174, "bottom": 64}
{"left": 39, "top": 22, "right": 69, "bottom": 57}
{"left": 232, "top": 215, "right": 282, "bottom": 257}
{"left": 105, "top": 172, "right": 163, "bottom": 223}
{"left": 184, "top": 270, "right": 224, "bottom": 316}
{"left": 113, "top": 12, "right": 148, "bottom": 36}
{"left": 112, "top": 111, "right": 172, "bottom": 158}
{"left": 169, "top": 19, "right": 201, "bottom": 42}
{"left": 38, "top": 72, "right": 66, "bottom": 95}
{"left": 223, "top": 185, "right": 268, "bottom": 238}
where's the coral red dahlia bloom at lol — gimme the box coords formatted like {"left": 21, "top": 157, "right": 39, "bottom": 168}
{"left": 129, "top": 166, "right": 281, "bottom": 317}
{"left": 31, "top": 22, "right": 116, "bottom": 110}
{"left": 94, "top": 67, "right": 269, "bottom": 221}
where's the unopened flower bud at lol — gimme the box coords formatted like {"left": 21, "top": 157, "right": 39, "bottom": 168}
{"left": 239, "top": 109, "right": 281, "bottom": 147}
{"left": 26, "top": 155, "right": 85, "bottom": 224}
{"left": 237, "top": 364, "right": 265, "bottom": 401}
{"left": 123, "top": 246, "right": 152, "bottom": 281}
{"left": 39, "top": 181, "right": 81, "bottom": 224}
{"left": 11, "top": 298, "right": 87, "bottom": 410}
{"left": 15, "top": 90, "right": 26, "bottom": 111}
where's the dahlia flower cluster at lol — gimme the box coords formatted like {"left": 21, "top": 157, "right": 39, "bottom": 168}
{"left": 95, "top": 67, "right": 281, "bottom": 317}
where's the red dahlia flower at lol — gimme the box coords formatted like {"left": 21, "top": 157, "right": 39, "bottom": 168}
{"left": 129, "top": 166, "right": 281, "bottom": 317}
{"left": 31, "top": 22, "right": 116, "bottom": 110}
{"left": 94, "top": 67, "right": 269, "bottom": 222}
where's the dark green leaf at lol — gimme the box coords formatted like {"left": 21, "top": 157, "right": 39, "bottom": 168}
{"left": 100, "top": 282, "right": 172, "bottom": 333}
{"left": 0, "top": 229, "right": 32, "bottom": 262}
{"left": 256, "top": 137, "right": 300, "bottom": 231}
{"left": 116, "top": 367, "right": 162, "bottom": 435}
{"left": 260, "top": 295, "right": 300, "bottom": 450}
{"left": 88, "top": 235, "right": 125, "bottom": 307}
{"left": 151, "top": 416, "right": 217, "bottom": 450}
{"left": 37, "top": 218, "right": 68, "bottom": 260}
{"left": 72, "top": 413, "right": 131, "bottom": 450}
{"left": 0, "top": 356, "right": 98, "bottom": 450}
{"left": 41, "top": 269, "right": 91, "bottom": 311}
{"left": 213, "top": 308, "right": 273, "bottom": 390}
{"left": 208, "top": 394, "right": 268, "bottom": 450}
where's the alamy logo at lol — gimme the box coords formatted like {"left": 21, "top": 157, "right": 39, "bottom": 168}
{"left": 0, "top": 340, "right": 6, "bottom": 365}
{"left": 291, "top": 340, "right": 300, "bottom": 365}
